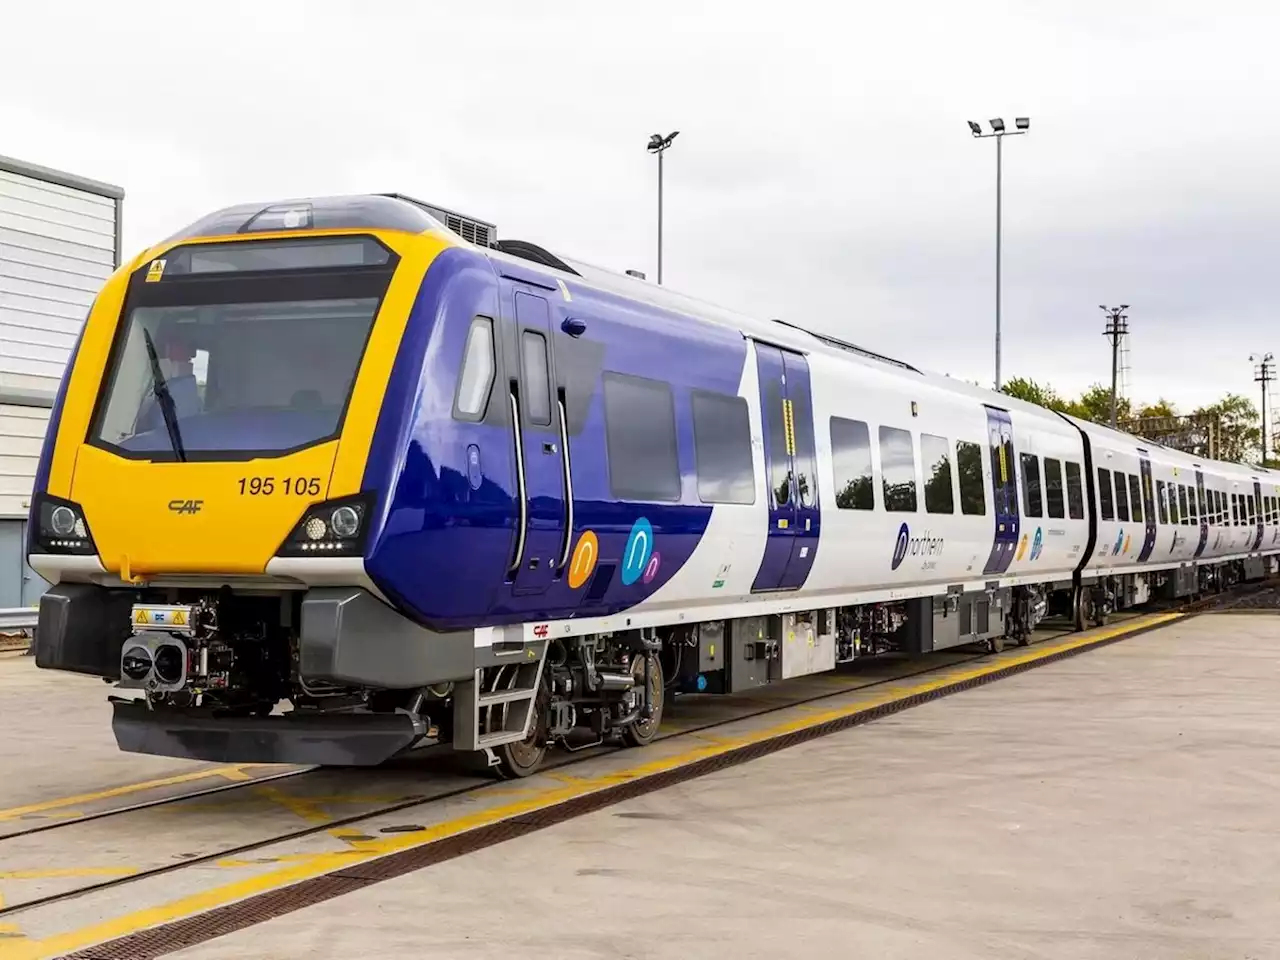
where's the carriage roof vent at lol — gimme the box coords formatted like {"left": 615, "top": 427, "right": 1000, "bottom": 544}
{"left": 377, "top": 194, "right": 497, "bottom": 248}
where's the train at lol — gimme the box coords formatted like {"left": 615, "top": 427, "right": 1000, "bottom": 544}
{"left": 27, "top": 193, "right": 1280, "bottom": 778}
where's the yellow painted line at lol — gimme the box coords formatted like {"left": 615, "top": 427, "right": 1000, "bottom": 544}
{"left": 0, "top": 612, "right": 1181, "bottom": 960}
{"left": 252, "top": 787, "right": 332, "bottom": 825}
{"left": 0, "top": 765, "right": 279, "bottom": 824}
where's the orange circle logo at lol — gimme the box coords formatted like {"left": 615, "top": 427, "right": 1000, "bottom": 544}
{"left": 568, "top": 531, "right": 599, "bottom": 589}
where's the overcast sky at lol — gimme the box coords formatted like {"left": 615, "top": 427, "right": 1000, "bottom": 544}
{"left": 3, "top": 0, "right": 1275, "bottom": 414}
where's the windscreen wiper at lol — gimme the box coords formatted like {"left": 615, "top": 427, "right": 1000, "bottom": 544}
{"left": 141, "top": 327, "right": 187, "bottom": 462}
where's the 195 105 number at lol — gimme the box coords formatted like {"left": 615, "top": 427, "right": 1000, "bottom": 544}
{"left": 237, "top": 476, "right": 322, "bottom": 496}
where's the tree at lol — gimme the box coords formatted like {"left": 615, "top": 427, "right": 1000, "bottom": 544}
{"left": 1073, "top": 383, "right": 1131, "bottom": 425}
{"left": 1000, "top": 376, "right": 1070, "bottom": 412}
{"left": 1193, "top": 393, "right": 1260, "bottom": 463}
{"left": 1134, "top": 398, "right": 1177, "bottom": 419}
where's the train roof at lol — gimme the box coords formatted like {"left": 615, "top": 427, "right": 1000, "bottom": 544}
{"left": 163, "top": 192, "right": 1273, "bottom": 478}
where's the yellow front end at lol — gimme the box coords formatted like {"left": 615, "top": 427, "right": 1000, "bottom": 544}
{"left": 35, "top": 223, "right": 452, "bottom": 581}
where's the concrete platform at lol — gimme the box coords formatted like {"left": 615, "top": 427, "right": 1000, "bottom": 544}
{"left": 147, "top": 613, "right": 1279, "bottom": 960}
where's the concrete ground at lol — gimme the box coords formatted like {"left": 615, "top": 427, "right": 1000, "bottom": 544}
{"left": 158, "top": 614, "right": 1280, "bottom": 960}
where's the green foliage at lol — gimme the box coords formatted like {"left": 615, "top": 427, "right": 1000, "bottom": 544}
{"left": 1191, "top": 393, "right": 1260, "bottom": 464}
{"left": 1000, "top": 376, "right": 1266, "bottom": 465}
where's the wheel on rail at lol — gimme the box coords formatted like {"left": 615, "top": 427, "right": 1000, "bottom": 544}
{"left": 621, "top": 652, "right": 665, "bottom": 748}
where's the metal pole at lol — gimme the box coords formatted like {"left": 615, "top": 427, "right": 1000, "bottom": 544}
{"left": 657, "top": 148, "right": 664, "bottom": 286}
{"left": 1110, "top": 333, "right": 1119, "bottom": 428}
{"left": 995, "top": 133, "right": 1002, "bottom": 392}
{"left": 1263, "top": 376, "right": 1268, "bottom": 465}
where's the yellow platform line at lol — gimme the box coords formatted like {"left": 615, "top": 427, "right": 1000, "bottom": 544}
{"left": 0, "top": 765, "right": 278, "bottom": 824}
{"left": 0, "top": 612, "right": 1181, "bottom": 960}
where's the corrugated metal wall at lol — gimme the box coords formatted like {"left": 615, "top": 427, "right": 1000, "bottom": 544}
{"left": 0, "top": 156, "right": 122, "bottom": 522}
{"left": 0, "top": 155, "right": 122, "bottom": 612}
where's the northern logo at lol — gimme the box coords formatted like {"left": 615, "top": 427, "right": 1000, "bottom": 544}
{"left": 890, "top": 522, "right": 944, "bottom": 570}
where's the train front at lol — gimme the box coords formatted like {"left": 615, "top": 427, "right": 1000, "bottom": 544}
{"left": 26, "top": 195, "right": 462, "bottom": 766}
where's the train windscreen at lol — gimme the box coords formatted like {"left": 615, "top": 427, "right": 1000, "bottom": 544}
{"left": 87, "top": 236, "right": 396, "bottom": 461}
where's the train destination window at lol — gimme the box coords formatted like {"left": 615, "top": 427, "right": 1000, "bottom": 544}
{"left": 956, "top": 440, "right": 986, "bottom": 515}
{"left": 1098, "top": 468, "right": 1115, "bottom": 521}
{"left": 1114, "top": 472, "right": 1130, "bottom": 522}
{"left": 879, "top": 425, "right": 918, "bottom": 512}
{"left": 1128, "top": 474, "right": 1144, "bottom": 523}
{"left": 1065, "top": 461, "right": 1084, "bottom": 519}
{"left": 830, "top": 417, "right": 874, "bottom": 510}
{"left": 1156, "top": 480, "right": 1169, "bottom": 524}
{"left": 602, "top": 372, "right": 680, "bottom": 502}
{"left": 1020, "top": 454, "right": 1043, "bottom": 517}
{"left": 1044, "top": 457, "right": 1064, "bottom": 519}
{"left": 921, "top": 433, "right": 954, "bottom": 514}
{"left": 520, "top": 331, "right": 551, "bottom": 426}
{"left": 692, "top": 391, "right": 755, "bottom": 505}
{"left": 454, "top": 317, "right": 495, "bottom": 419}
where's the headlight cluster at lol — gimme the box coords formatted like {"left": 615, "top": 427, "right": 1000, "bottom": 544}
{"left": 276, "top": 493, "right": 373, "bottom": 557}
{"left": 32, "top": 494, "right": 97, "bottom": 555}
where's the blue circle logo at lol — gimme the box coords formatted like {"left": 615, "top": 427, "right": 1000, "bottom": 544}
{"left": 621, "top": 517, "right": 655, "bottom": 586}
{"left": 891, "top": 522, "right": 910, "bottom": 570}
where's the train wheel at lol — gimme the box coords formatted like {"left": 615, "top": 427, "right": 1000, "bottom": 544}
{"left": 1072, "top": 586, "right": 1088, "bottom": 632}
{"left": 621, "top": 652, "right": 665, "bottom": 748}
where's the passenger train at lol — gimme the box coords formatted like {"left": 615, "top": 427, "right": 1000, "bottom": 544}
{"left": 27, "top": 193, "right": 1280, "bottom": 777}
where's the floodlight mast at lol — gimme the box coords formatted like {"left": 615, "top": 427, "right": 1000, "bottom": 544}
{"left": 646, "top": 131, "right": 679, "bottom": 284}
{"left": 967, "top": 116, "right": 1031, "bottom": 391}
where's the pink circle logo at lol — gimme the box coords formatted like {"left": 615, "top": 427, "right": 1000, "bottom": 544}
{"left": 642, "top": 552, "right": 661, "bottom": 585}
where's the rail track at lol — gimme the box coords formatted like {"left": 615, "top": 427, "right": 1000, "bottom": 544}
{"left": 2, "top": 580, "right": 1270, "bottom": 958}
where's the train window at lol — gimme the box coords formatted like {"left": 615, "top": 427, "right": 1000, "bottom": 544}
{"left": 602, "top": 372, "right": 681, "bottom": 502}
{"left": 1065, "top": 461, "right": 1084, "bottom": 519}
{"left": 1188, "top": 488, "right": 1198, "bottom": 523}
{"left": 1128, "top": 474, "right": 1143, "bottom": 523}
{"left": 1020, "top": 454, "right": 1043, "bottom": 517}
{"left": 764, "top": 380, "right": 792, "bottom": 507}
{"left": 1178, "top": 486, "right": 1190, "bottom": 524}
{"left": 921, "top": 434, "right": 954, "bottom": 514}
{"left": 830, "top": 417, "right": 874, "bottom": 510}
{"left": 1044, "top": 458, "right": 1065, "bottom": 519}
{"left": 1097, "top": 468, "right": 1115, "bottom": 521}
{"left": 1231, "top": 494, "right": 1238, "bottom": 525}
{"left": 520, "top": 331, "right": 552, "bottom": 426}
{"left": 1114, "top": 472, "right": 1130, "bottom": 522}
{"left": 879, "top": 426, "right": 918, "bottom": 512}
{"left": 454, "top": 316, "right": 495, "bottom": 420}
{"left": 956, "top": 441, "right": 986, "bottom": 515}
{"left": 1249, "top": 495, "right": 1257, "bottom": 523}
{"left": 1170, "top": 484, "right": 1181, "bottom": 524}
{"left": 1156, "top": 480, "right": 1169, "bottom": 524}
{"left": 692, "top": 391, "right": 755, "bottom": 505}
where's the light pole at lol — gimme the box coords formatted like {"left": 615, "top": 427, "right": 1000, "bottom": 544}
{"left": 1251, "top": 352, "right": 1275, "bottom": 464}
{"left": 968, "top": 116, "right": 1030, "bottom": 392}
{"left": 1101, "top": 305, "right": 1130, "bottom": 428}
{"left": 646, "top": 131, "right": 679, "bottom": 284}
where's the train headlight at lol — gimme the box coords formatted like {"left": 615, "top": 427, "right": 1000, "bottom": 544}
{"left": 276, "top": 492, "right": 373, "bottom": 557}
{"left": 330, "top": 505, "right": 360, "bottom": 539}
{"left": 31, "top": 493, "right": 97, "bottom": 555}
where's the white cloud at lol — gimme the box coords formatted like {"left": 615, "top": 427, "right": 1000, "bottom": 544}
{"left": 2, "top": 0, "right": 1275, "bottom": 414}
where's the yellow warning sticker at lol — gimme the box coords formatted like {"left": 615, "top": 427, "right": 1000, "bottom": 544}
{"left": 145, "top": 259, "right": 167, "bottom": 283}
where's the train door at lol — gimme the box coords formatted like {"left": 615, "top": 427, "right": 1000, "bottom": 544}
{"left": 1253, "top": 480, "right": 1265, "bottom": 551}
{"left": 982, "top": 405, "right": 1019, "bottom": 576}
{"left": 504, "top": 285, "right": 567, "bottom": 596}
{"left": 1194, "top": 470, "right": 1209, "bottom": 558}
{"left": 751, "top": 342, "right": 820, "bottom": 592}
{"left": 1137, "top": 456, "right": 1158, "bottom": 561}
